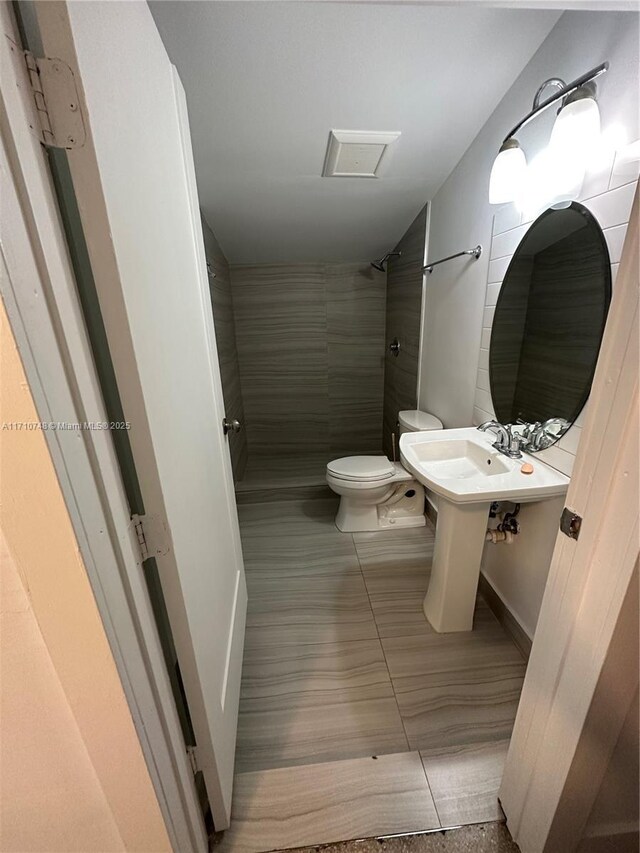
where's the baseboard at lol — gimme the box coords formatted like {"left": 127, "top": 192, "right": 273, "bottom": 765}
{"left": 478, "top": 574, "right": 532, "bottom": 661}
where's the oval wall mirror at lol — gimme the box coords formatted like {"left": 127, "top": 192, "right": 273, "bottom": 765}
{"left": 489, "top": 201, "right": 611, "bottom": 451}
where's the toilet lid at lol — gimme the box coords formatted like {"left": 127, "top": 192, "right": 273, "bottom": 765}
{"left": 327, "top": 456, "right": 395, "bottom": 482}
{"left": 398, "top": 410, "right": 443, "bottom": 431}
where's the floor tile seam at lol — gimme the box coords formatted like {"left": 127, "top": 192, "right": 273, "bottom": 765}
{"left": 243, "top": 636, "right": 381, "bottom": 649}
{"left": 239, "top": 665, "right": 398, "bottom": 699}
{"left": 387, "top": 679, "right": 527, "bottom": 704}
{"left": 417, "top": 748, "right": 444, "bottom": 830}
{"left": 350, "top": 532, "right": 382, "bottom": 641}
{"left": 241, "top": 636, "right": 393, "bottom": 656}
{"left": 238, "top": 686, "right": 399, "bottom": 706}
{"left": 377, "top": 643, "right": 414, "bottom": 753}
{"left": 245, "top": 580, "right": 376, "bottom": 598}
{"left": 350, "top": 531, "right": 411, "bottom": 754}
{"left": 385, "top": 663, "right": 528, "bottom": 691}
{"left": 244, "top": 570, "right": 364, "bottom": 584}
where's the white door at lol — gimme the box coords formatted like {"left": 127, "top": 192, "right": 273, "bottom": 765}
{"left": 34, "top": 1, "right": 246, "bottom": 829}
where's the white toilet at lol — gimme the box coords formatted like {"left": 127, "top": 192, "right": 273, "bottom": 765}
{"left": 326, "top": 410, "right": 443, "bottom": 532}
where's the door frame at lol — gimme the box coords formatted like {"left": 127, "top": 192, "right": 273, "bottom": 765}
{"left": 4, "top": 0, "right": 637, "bottom": 847}
{"left": 0, "top": 4, "right": 206, "bottom": 850}
{"left": 500, "top": 185, "right": 639, "bottom": 851}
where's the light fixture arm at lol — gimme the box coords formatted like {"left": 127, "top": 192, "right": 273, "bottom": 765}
{"left": 532, "top": 78, "right": 566, "bottom": 110}
{"left": 502, "top": 61, "right": 608, "bottom": 145}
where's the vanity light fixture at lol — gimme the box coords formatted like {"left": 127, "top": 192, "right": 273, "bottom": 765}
{"left": 489, "top": 62, "right": 608, "bottom": 205}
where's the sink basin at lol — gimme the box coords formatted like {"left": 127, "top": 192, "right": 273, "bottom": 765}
{"left": 401, "top": 427, "right": 569, "bottom": 505}
{"left": 399, "top": 427, "right": 569, "bottom": 634}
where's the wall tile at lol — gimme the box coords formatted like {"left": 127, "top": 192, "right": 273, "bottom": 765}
{"left": 474, "top": 388, "right": 494, "bottom": 416}
{"left": 201, "top": 215, "right": 248, "bottom": 482}
{"left": 536, "top": 442, "right": 575, "bottom": 477}
{"left": 473, "top": 406, "right": 494, "bottom": 427}
{"left": 557, "top": 424, "right": 582, "bottom": 456}
{"left": 490, "top": 224, "right": 529, "bottom": 260}
{"left": 383, "top": 206, "right": 427, "bottom": 457}
{"left": 603, "top": 223, "right": 628, "bottom": 264}
{"left": 611, "top": 263, "right": 619, "bottom": 287}
{"left": 586, "top": 182, "right": 635, "bottom": 230}
{"left": 487, "top": 256, "right": 511, "bottom": 284}
{"left": 483, "top": 306, "right": 496, "bottom": 328}
{"left": 580, "top": 152, "right": 615, "bottom": 200}
{"left": 485, "top": 283, "right": 501, "bottom": 307}
{"left": 492, "top": 205, "right": 522, "bottom": 236}
{"left": 477, "top": 369, "right": 490, "bottom": 392}
{"left": 609, "top": 149, "right": 640, "bottom": 191}
{"left": 327, "top": 264, "right": 386, "bottom": 456}
{"left": 231, "top": 262, "right": 386, "bottom": 462}
{"left": 231, "top": 264, "right": 329, "bottom": 456}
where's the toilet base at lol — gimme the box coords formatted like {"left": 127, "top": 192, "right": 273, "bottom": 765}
{"left": 335, "top": 481, "right": 427, "bottom": 533}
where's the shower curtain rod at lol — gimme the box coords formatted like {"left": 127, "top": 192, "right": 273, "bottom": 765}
{"left": 423, "top": 244, "right": 482, "bottom": 274}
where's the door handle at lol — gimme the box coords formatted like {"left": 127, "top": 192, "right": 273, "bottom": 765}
{"left": 222, "top": 418, "right": 242, "bottom": 435}
{"left": 389, "top": 338, "right": 400, "bottom": 357}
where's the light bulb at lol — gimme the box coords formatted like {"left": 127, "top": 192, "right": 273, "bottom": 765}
{"left": 516, "top": 147, "right": 583, "bottom": 221}
{"left": 489, "top": 139, "right": 527, "bottom": 205}
{"left": 550, "top": 90, "right": 601, "bottom": 171}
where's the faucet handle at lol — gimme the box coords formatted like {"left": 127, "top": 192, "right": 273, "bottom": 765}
{"left": 500, "top": 424, "right": 525, "bottom": 458}
{"left": 507, "top": 431, "right": 524, "bottom": 458}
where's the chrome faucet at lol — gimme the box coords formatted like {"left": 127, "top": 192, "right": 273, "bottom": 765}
{"left": 477, "top": 420, "right": 523, "bottom": 459}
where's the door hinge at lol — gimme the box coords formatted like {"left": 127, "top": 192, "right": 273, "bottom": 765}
{"left": 130, "top": 514, "right": 172, "bottom": 564}
{"left": 15, "top": 41, "right": 86, "bottom": 149}
{"left": 186, "top": 745, "right": 199, "bottom": 775}
{"left": 560, "top": 506, "right": 582, "bottom": 540}
{"left": 132, "top": 515, "right": 150, "bottom": 562}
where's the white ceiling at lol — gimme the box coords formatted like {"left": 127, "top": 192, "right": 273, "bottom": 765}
{"left": 150, "top": 2, "right": 561, "bottom": 264}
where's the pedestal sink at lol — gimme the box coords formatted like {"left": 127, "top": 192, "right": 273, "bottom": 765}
{"left": 400, "top": 427, "right": 569, "bottom": 633}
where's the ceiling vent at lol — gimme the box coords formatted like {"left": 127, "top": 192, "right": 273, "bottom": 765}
{"left": 322, "top": 130, "right": 401, "bottom": 178}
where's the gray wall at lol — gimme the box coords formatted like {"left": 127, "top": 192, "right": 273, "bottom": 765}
{"left": 230, "top": 263, "right": 386, "bottom": 459}
{"left": 382, "top": 205, "right": 428, "bottom": 458}
{"left": 201, "top": 216, "right": 248, "bottom": 482}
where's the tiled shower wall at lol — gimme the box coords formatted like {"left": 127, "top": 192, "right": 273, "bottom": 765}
{"left": 230, "top": 264, "right": 386, "bottom": 459}
{"left": 201, "top": 216, "right": 248, "bottom": 482}
{"left": 382, "top": 205, "right": 428, "bottom": 458}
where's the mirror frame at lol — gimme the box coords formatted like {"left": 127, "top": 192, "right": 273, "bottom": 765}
{"left": 489, "top": 201, "right": 612, "bottom": 449}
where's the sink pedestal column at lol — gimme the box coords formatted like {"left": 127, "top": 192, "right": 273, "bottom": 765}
{"left": 423, "top": 499, "right": 490, "bottom": 632}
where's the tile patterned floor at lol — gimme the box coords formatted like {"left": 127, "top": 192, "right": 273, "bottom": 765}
{"left": 228, "top": 496, "right": 527, "bottom": 851}
{"left": 272, "top": 821, "right": 521, "bottom": 853}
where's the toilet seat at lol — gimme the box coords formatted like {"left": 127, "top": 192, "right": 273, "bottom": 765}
{"left": 326, "top": 456, "right": 395, "bottom": 483}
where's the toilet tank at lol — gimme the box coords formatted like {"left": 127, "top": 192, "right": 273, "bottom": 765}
{"left": 398, "top": 410, "right": 443, "bottom": 436}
